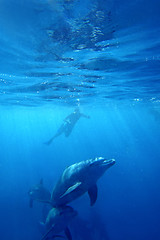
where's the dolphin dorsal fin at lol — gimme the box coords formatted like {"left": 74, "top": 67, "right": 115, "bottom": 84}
{"left": 88, "top": 184, "right": 98, "bottom": 206}
{"left": 60, "top": 182, "right": 82, "bottom": 199}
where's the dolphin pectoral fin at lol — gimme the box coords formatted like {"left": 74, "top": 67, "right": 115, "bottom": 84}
{"left": 60, "top": 182, "right": 82, "bottom": 198}
{"left": 42, "top": 225, "right": 65, "bottom": 240}
{"left": 29, "top": 199, "right": 33, "bottom": 208}
{"left": 38, "top": 199, "right": 53, "bottom": 206}
{"left": 88, "top": 184, "right": 98, "bottom": 206}
{"left": 65, "top": 227, "right": 72, "bottom": 240}
{"left": 40, "top": 224, "right": 55, "bottom": 240}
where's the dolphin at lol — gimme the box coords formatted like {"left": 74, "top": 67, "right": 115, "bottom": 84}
{"left": 40, "top": 205, "right": 77, "bottom": 240}
{"left": 50, "top": 157, "right": 115, "bottom": 207}
{"left": 28, "top": 179, "right": 51, "bottom": 208}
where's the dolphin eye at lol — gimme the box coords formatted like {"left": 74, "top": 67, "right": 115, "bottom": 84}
{"left": 89, "top": 163, "right": 94, "bottom": 167}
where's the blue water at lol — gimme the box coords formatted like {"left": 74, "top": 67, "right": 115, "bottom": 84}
{"left": 0, "top": 0, "right": 160, "bottom": 239}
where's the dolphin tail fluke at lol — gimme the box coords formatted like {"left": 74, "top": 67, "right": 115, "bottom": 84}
{"left": 65, "top": 227, "right": 72, "bottom": 240}
{"left": 88, "top": 184, "right": 98, "bottom": 206}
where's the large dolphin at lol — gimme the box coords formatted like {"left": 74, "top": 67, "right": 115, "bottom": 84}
{"left": 40, "top": 205, "right": 77, "bottom": 240}
{"left": 51, "top": 157, "right": 115, "bottom": 207}
{"left": 28, "top": 179, "right": 51, "bottom": 208}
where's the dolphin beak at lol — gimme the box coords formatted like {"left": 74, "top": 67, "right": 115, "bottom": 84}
{"left": 91, "top": 157, "right": 115, "bottom": 167}
{"left": 102, "top": 158, "right": 115, "bottom": 166}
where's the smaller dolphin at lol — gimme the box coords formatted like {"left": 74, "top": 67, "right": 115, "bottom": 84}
{"left": 51, "top": 157, "right": 115, "bottom": 207}
{"left": 28, "top": 179, "right": 51, "bottom": 208}
{"left": 40, "top": 205, "right": 77, "bottom": 240}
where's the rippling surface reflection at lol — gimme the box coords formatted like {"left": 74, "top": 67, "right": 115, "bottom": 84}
{"left": 0, "top": 0, "right": 160, "bottom": 106}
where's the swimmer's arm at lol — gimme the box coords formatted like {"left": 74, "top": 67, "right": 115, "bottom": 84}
{"left": 81, "top": 113, "right": 90, "bottom": 119}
